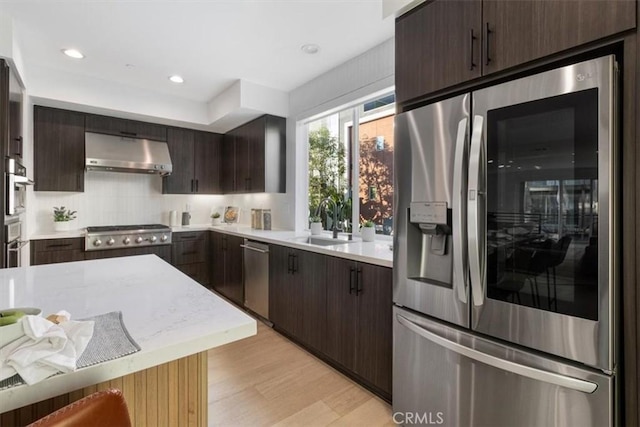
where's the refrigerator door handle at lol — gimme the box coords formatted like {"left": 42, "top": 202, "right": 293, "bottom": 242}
{"left": 396, "top": 314, "right": 598, "bottom": 394}
{"left": 468, "top": 115, "right": 485, "bottom": 307}
{"left": 452, "top": 117, "right": 469, "bottom": 304}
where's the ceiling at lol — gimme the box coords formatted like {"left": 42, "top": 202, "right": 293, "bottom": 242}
{"left": 3, "top": 0, "right": 395, "bottom": 103}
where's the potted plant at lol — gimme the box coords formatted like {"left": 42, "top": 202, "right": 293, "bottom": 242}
{"left": 309, "top": 216, "right": 323, "bottom": 235}
{"left": 53, "top": 206, "right": 77, "bottom": 232}
{"left": 360, "top": 220, "right": 375, "bottom": 242}
{"left": 211, "top": 212, "right": 222, "bottom": 226}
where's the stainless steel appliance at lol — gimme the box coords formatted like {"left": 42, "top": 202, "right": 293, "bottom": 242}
{"left": 393, "top": 55, "right": 618, "bottom": 426}
{"left": 5, "top": 158, "right": 33, "bottom": 216}
{"left": 85, "top": 224, "right": 172, "bottom": 251}
{"left": 85, "top": 132, "right": 173, "bottom": 175}
{"left": 242, "top": 239, "right": 270, "bottom": 320}
{"left": 5, "top": 218, "right": 27, "bottom": 268}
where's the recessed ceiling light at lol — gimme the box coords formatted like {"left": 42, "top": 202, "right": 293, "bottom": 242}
{"left": 169, "top": 75, "right": 184, "bottom": 84}
{"left": 62, "top": 48, "right": 85, "bottom": 59}
{"left": 301, "top": 44, "right": 320, "bottom": 55}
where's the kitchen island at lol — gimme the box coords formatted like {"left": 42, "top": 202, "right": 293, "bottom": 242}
{"left": 0, "top": 255, "right": 256, "bottom": 425}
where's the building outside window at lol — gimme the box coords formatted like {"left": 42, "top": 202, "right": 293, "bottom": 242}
{"left": 306, "top": 93, "right": 395, "bottom": 235}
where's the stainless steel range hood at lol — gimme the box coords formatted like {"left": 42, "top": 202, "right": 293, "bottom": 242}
{"left": 85, "top": 132, "right": 173, "bottom": 175}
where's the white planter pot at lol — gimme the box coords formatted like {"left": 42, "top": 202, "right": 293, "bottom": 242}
{"left": 310, "top": 222, "right": 323, "bottom": 235}
{"left": 211, "top": 218, "right": 222, "bottom": 226}
{"left": 53, "top": 221, "right": 71, "bottom": 232}
{"left": 361, "top": 227, "right": 375, "bottom": 242}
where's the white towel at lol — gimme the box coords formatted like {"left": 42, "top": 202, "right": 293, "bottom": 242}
{"left": 0, "top": 314, "right": 94, "bottom": 385}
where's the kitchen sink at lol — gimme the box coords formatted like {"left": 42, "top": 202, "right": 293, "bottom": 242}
{"left": 290, "top": 236, "right": 355, "bottom": 246}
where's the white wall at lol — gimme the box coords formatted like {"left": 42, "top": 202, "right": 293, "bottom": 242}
{"left": 287, "top": 38, "right": 395, "bottom": 231}
{"left": 23, "top": 36, "right": 393, "bottom": 256}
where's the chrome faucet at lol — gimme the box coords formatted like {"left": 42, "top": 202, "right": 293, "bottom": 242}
{"left": 315, "top": 197, "right": 342, "bottom": 239}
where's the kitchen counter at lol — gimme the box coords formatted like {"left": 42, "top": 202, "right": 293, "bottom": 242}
{"left": 30, "top": 225, "right": 394, "bottom": 268}
{"left": 173, "top": 224, "right": 394, "bottom": 268}
{"left": 0, "top": 255, "right": 256, "bottom": 414}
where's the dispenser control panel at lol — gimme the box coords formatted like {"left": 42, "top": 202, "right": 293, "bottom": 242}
{"left": 410, "top": 202, "right": 448, "bottom": 224}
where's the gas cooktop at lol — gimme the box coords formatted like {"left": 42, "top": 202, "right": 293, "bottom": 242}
{"left": 85, "top": 224, "right": 172, "bottom": 251}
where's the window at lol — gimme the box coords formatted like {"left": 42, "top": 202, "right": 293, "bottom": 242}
{"left": 306, "top": 93, "right": 395, "bottom": 235}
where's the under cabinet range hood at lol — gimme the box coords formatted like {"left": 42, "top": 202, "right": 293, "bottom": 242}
{"left": 85, "top": 132, "right": 173, "bottom": 175}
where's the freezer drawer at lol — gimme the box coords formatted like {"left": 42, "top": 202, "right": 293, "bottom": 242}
{"left": 393, "top": 306, "right": 613, "bottom": 426}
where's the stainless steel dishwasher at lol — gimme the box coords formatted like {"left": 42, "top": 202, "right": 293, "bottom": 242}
{"left": 241, "top": 239, "right": 270, "bottom": 320}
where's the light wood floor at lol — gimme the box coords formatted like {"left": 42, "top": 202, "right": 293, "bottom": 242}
{"left": 207, "top": 322, "right": 394, "bottom": 426}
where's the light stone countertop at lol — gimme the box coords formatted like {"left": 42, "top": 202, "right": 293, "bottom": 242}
{"left": 0, "top": 255, "right": 257, "bottom": 413}
{"left": 173, "top": 224, "right": 394, "bottom": 268}
{"left": 30, "top": 225, "right": 394, "bottom": 268}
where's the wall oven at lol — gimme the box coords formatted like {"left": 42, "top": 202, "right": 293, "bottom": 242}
{"left": 393, "top": 55, "right": 618, "bottom": 426}
{"left": 5, "top": 157, "right": 32, "bottom": 216}
{"left": 5, "top": 218, "right": 27, "bottom": 268}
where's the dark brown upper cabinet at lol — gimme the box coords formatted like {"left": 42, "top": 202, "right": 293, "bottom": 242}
{"left": 194, "top": 131, "right": 222, "bottom": 194}
{"left": 85, "top": 114, "right": 167, "bottom": 141}
{"left": 163, "top": 127, "right": 195, "bottom": 194}
{"left": 162, "top": 128, "right": 223, "bottom": 194}
{"left": 34, "top": 106, "right": 85, "bottom": 192}
{"left": 222, "top": 115, "right": 286, "bottom": 194}
{"left": 395, "top": 0, "right": 482, "bottom": 105}
{"left": 396, "top": 0, "right": 636, "bottom": 105}
{"left": 482, "top": 0, "right": 636, "bottom": 74}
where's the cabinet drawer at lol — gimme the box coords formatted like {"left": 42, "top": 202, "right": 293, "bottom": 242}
{"left": 32, "top": 238, "right": 84, "bottom": 252}
{"left": 31, "top": 250, "right": 85, "bottom": 265}
{"left": 173, "top": 239, "right": 207, "bottom": 265}
{"left": 173, "top": 231, "right": 206, "bottom": 242}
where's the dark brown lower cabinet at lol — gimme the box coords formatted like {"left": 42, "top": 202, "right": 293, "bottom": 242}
{"left": 326, "top": 257, "right": 392, "bottom": 398}
{"left": 269, "top": 245, "right": 327, "bottom": 353}
{"left": 210, "top": 231, "right": 243, "bottom": 305}
{"left": 171, "top": 231, "right": 209, "bottom": 286}
{"left": 30, "top": 238, "right": 85, "bottom": 265}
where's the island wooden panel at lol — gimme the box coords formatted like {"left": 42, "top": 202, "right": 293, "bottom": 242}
{"left": 0, "top": 352, "right": 208, "bottom": 426}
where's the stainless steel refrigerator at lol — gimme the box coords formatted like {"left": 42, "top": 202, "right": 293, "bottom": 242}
{"left": 393, "top": 55, "right": 619, "bottom": 426}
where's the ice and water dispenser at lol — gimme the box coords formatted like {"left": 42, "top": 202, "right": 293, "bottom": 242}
{"left": 406, "top": 201, "right": 453, "bottom": 287}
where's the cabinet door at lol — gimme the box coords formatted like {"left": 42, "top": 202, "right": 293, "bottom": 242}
{"left": 326, "top": 256, "right": 358, "bottom": 371}
{"left": 234, "top": 126, "right": 251, "bottom": 193}
{"left": 269, "top": 245, "right": 303, "bottom": 337}
{"left": 127, "top": 120, "right": 167, "bottom": 141}
{"left": 85, "top": 114, "right": 167, "bottom": 141}
{"left": 221, "top": 133, "right": 236, "bottom": 193}
{"left": 224, "top": 234, "right": 245, "bottom": 305}
{"left": 194, "top": 131, "right": 222, "bottom": 194}
{"left": 298, "top": 250, "right": 327, "bottom": 353}
{"left": 483, "top": 0, "right": 636, "bottom": 74}
{"left": 9, "top": 102, "right": 22, "bottom": 159}
{"left": 354, "top": 263, "right": 392, "bottom": 395}
{"left": 246, "top": 116, "right": 265, "bottom": 192}
{"left": 395, "top": 0, "right": 482, "bottom": 104}
{"left": 210, "top": 232, "right": 226, "bottom": 293}
{"left": 163, "top": 128, "right": 195, "bottom": 194}
{"left": 34, "top": 107, "right": 85, "bottom": 192}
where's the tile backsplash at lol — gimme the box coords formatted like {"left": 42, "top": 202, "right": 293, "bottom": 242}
{"left": 29, "top": 172, "right": 292, "bottom": 235}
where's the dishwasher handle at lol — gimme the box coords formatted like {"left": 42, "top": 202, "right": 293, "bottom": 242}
{"left": 240, "top": 244, "right": 269, "bottom": 254}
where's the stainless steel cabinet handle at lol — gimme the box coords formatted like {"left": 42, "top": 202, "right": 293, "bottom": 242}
{"left": 468, "top": 115, "right": 485, "bottom": 307}
{"left": 396, "top": 314, "right": 598, "bottom": 394}
{"left": 240, "top": 244, "right": 269, "bottom": 254}
{"left": 452, "top": 117, "right": 469, "bottom": 304}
